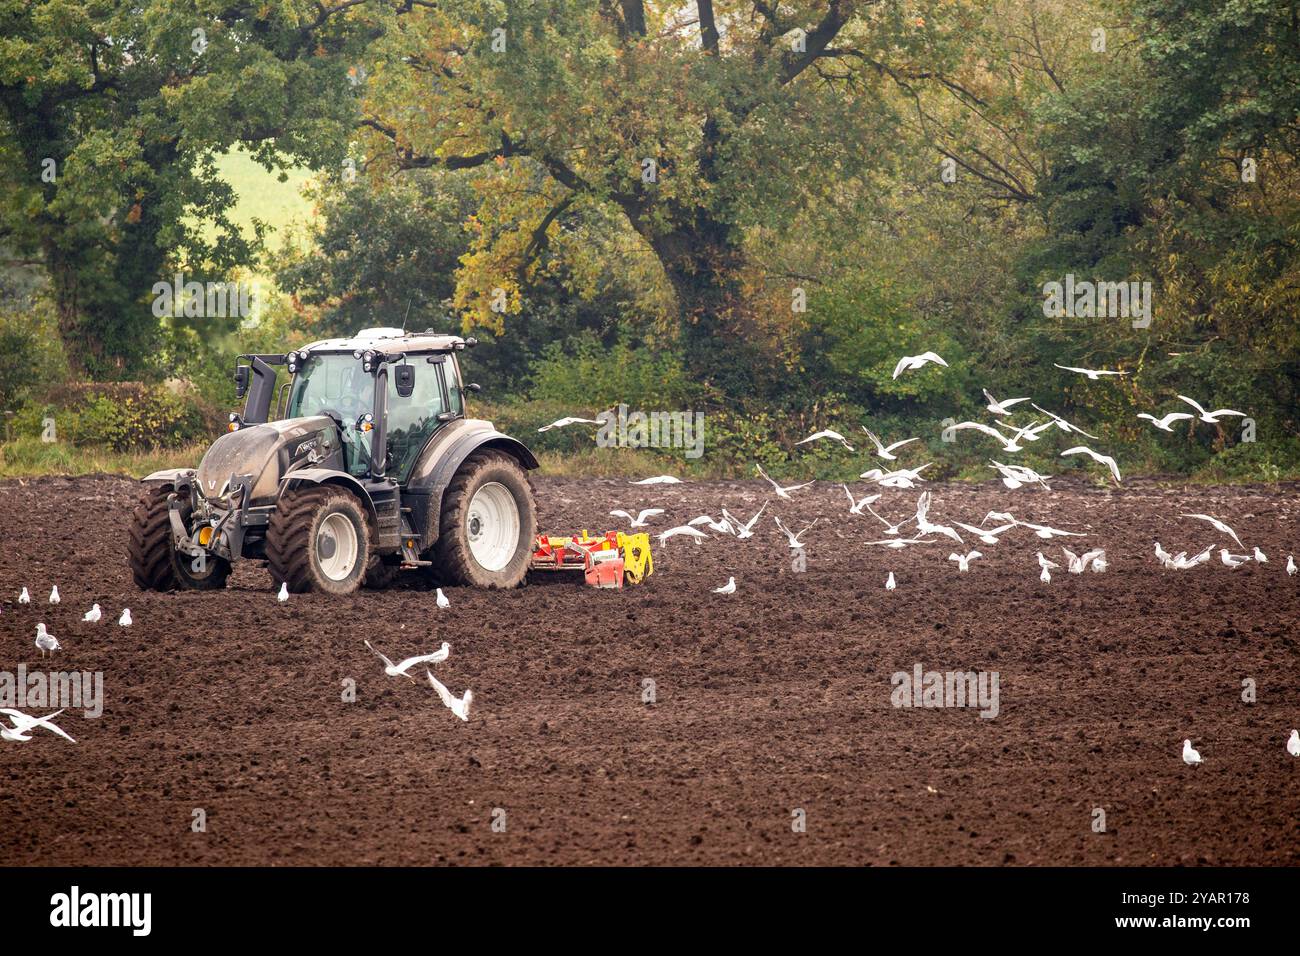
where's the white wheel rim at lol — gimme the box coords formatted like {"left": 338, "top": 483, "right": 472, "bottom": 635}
{"left": 317, "top": 511, "right": 360, "bottom": 581}
{"left": 466, "top": 481, "right": 520, "bottom": 573}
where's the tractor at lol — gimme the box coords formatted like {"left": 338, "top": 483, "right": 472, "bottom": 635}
{"left": 127, "top": 327, "right": 538, "bottom": 594}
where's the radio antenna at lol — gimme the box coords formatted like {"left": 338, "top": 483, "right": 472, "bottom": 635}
{"left": 401, "top": 299, "right": 413, "bottom": 334}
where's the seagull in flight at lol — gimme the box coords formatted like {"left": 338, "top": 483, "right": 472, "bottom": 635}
{"left": 948, "top": 421, "right": 1029, "bottom": 453}
{"left": 426, "top": 670, "right": 473, "bottom": 722}
{"left": 722, "top": 502, "right": 767, "bottom": 540}
{"left": 631, "top": 475, "right": 682, "bottom": 485}
{"left": 538, "top": 416, "right": 602, "bottom": 432}
{"left": 1177, "top": 395, "right": 1247, "bottom": 424}
{"left": 1, "top": 708, "right": 76, "bottom": 743}
{"left": 609, "top": 508, "right": 664, "bottom": 528}
{"left": 35, "top": 624, "right": 59, "bottom": 658}
{"left": 1054, "top": 363, "right": 1127, "bottom": 380}
{"left": 1179, "top": 513, "right": 1244, "bottom": 548}
{"left": 1138, "top": 411, "right": 1195, "bottom": 432}
{"left": 82, "top": 604, "right": 102, "bottom": 623}
{"left": 756, "top": 464, "right": 813, "bottom": 499}
{"left": 713, "top": 576, "right": 737, "bottom": 595}
{"left": 774, "top": 516, "right": 818, "bottom": 550}
{"left": 1029, "top": 404, "right": 1099, "bottom": 440}
{"left": 1182, "top": 739, "right": 1202, "bottom": 766}
{"left": 657, "top": 525, "right": 709, "bottom": 546}
{"left": 953, "top": 521, "right": 1016, "bottom": 545}
{"left": 866, "top": 537, "right": 932, "bottom": 549}
{"left": 863, "top": 503, "right": 911, "bottom": 536}
{"left": 862, "top": 463, "right": 933, "bottom": 488}
{"left": 796, "top": 429, "right": 854, "bottom": 451}
{"left": 841, "top": 485, "right": 882, "bottom": 515}
{"left": 983, "top": 389, "right": 1031, "bottom": 416}
{"left": 948, "top": 551, "right": 982, "bottom": 572}
{"left": 892, "top": 351, "right": 948, "bottom": 378}
{"left": 1061, "top": 445, "right": 1122, "bottom": 484}
{"left": 860, "top": 427, "right": 919, "bottom": 460}
{"left": 913, "top": 491, "right": 964, "bottom": 543}
{"left": 1019, "top": 520, "right": 1086, "bottom": 540}
{"left": 989, "top": 460, "right": 1051, "bottom": 490}
{"left": 1062, "top": 547, "right": 1106, "bottom": 574}
{"left": 366, "top": 640, "right": 450, "bottom": 680}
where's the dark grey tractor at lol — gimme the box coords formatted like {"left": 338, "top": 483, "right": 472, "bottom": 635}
{"left": 127, "top": 328, "right": 538, "bottom": 594}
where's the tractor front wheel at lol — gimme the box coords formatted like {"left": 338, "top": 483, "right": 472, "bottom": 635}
{"left": 434, "top": 450, "right": 536, "bottom": 588}
{"left": 128, "top": 485, "right": 230, "bottom": 591}
{"left": 266, "top": 485, "right": 371, "bottom": 595}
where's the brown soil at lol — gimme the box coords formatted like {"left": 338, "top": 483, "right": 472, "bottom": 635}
{"left": 2, "top": 474, "right": 1298, "bottom": 865}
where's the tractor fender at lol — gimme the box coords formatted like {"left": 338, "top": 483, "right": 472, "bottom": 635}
{"left": 280, "top": 469, "right": 379, "bottom": 526}
{"left": 404, "top": 419, "right": 539, "bottom": 546}
{"left": 141, "top": 468, "right": 196, "bottom": 490}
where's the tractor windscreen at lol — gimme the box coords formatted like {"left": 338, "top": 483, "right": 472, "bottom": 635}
{"left": 287, "top": 354, "right": 374, "bottom": 476}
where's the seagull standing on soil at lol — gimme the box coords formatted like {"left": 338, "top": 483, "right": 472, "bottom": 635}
{"left": 1182, "top": 739, "right": 1203, "bottom": 766}
{"left": 755, "top": 464, "right": 813, "bottom": 499}
{"left": 1287, "top": 730, "right": 1300, "bottom": 758}
{"left": 82, "top": 604, "right": 102, "bottom": 623}
{"left": 860, "top": 427, "right": 919, "bottom": 461}
{"left": 892, "top": 351, "right": 948, "bottom": 378}
{"left": 885, "top": 572, "right": 897, "bottom": 591}
{"left": 49, "top": 586, "right": 60, "bottom": 605}
{"left": 983, "top": 389, "right": 1031, "bottom": 416}
{"left": 277, "top": 582, "right": 289, "bottom": 602}
{"left": 35, "top": 624, "right": 59, "bottom": 658}
{"left": 1287, "top": 555, "right": 1297, "bottom": 576}
{"left": 631, "top": 475, "right": 682, "bottom": 485}
{"left": 1054, "top": 363, "right": 1127, "bottom": 380}
{"left": 1253, "top": 547, "right": 1268, "bottom": 563}
{"left": 713, "top": 577, "right": 737, "bottom": 595}
{"left": 1062, "top": 548, "right": 1105, "bottom": 574}
{"left": 1060, "top": 446, "right": 1122, "bottom": 484}
{"left": 436, "top": 588, "right": 451, "bottom": 609}
{"left": 1, "top": 709, "right": 75, "bottom": 743}
{"left": 948, "top": 551, "right": 982, "bottom": 572}
{"left": 609, "top": 508, "right": 664, "bottom": 528}
{"left": 426, "top": 670, "right": 473, "bottom": 722}
{"left": 1219, "top": 549, "right": 1252, "bottom": 568}
{"left": 119, "top": 608, "right": 132, "bottom": 627}
{"left": 18, "top": 588, "right": 30, "bottom": 604}
{"left": 1138, "top": 411, "right": 1195, "bottom": 432}
{"left": 1177, "top": 395, "right": 1247, "bottom": 424}
{"left": 796, "top": 429, "right": 854, "bottom": 451}
{"left": 1037, "top": 552, "right": 1059, "bottom": 583}
{"left": 366, "top": 640, "right": 450, "bottom": 680}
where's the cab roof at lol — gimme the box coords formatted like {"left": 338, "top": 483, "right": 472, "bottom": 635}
{"left": 301, "top": 327, "right": 465, "bottom": 354}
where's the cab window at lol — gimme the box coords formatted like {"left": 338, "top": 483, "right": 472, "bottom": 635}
{"left": 385, "top": 358, "right": 450, "bottom": 480}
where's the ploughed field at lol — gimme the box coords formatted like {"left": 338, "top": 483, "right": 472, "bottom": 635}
{"left": 1, "top": 474, "right": 1298, "bottom": 866}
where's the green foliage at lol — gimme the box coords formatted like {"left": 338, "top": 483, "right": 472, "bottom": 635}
{"left": 11, "top": 382, "right": 219, "bottom": 451}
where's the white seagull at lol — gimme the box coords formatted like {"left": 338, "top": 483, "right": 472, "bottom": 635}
{"left": 722, "top": 502, "right": 768, "bottom": 540}
{"left": 841, "top": 484, "right": 882, "bottom": 515}
{"left": 1062, "top": 547, "right": 1106, "bottom": 574}
{"left": 1180, "top": 513, "right": 1244, "bottom": 548}
{"left": 1020, "top": 520, "right": 1086, "bottom": 540}
{"left": 1037, "top": 551, "right": 1059, "bottom": 583}
{"left": 631, "top": 475, "right": 682, "bottom": 485}
{"left": 657, "top": 525, "right": 709, "bottom": 546}
{"left": 609, "top": 508, "right": 665, "bottom": 528}
{"left": 278, "top": 582, "right": 289, "bottom": 602}
{"left": 1138, "top": 411, "right": 1195, "bottom": 432}
{"left": 885, "top": 571, "right": 897, "bottom": 591}
{"left": 1177, "top": 395, "right": 1247, "bottom": 424}
{"left": 1182, "top": 739, "right": 1202, "bottom": 766}
{"left": 713, "top": 576, "right": 737, "bottom": 595}
{"left": 82, "top": 603, "right": 102, "bottom": 623}
{"left": 1060, "top": 445, "right": 1122, "bottom": 484}
{"left": 983, "top": 389, "right": 1031, "bottom": 416}
{"left": 1253, "top": 547, "right": 1268, "bottom": 563}
{"left": 366, "top": 639, "right": 450, "bottom": 680}
{"left": 1219, "top": 549, "right": 1252, "bottom": 568}
{"left": 538, "top": 416, "right": 602, "bottom": 432}
{"left": 948, "top": 551, "right": 982, "bottom": 572}
{"left": 892, "top": 351, "right": 948, "bottom": 379}
{"left": 1, "top": 708, "right": 75, "bottom": 743}
{"left": 774, "top": 516, "right": 819, "bottom": 550}
{"left": 989, "top": 459, "right": 1051, "bottom": 490}
{"left": 1287, "top": 555, "right": 1296, "bottom": 576}
{"left": 796, "top": 428, "right": 854, "bottom": 451}
{"left": 35, "top": 623, "right": 59, "bottom": 658}
{"left": 953, "top": 521, "right": 1016, "bottom": 545}
{"left": 49, "top": 586, "right": 60, "bottom": 605}
{"left": 119, "top": 608, "right": 133, "bottom": 627}
{"left": 1029, "top": 404, "right": 1100, "bottom": 440}
{"left": 426, "top": 670, "right": 473, "bottom": 722}
{"left": 1054, "top": 363, "right": 1127, "bottom": 380}
{"left": 913, "top": 492, "right": 964, "bottom": 543}
{"left": 948, "top": 421, "right": 1028, "bottom": 453}
{"left": 865, "top": 537, "right": 932, "bottom": 550}
{"left": 755, "top": 464, "right": 813, "bottom": 499}
{"left": 863, "top": 503, "right": 910, "bottom": 536}
{"left": 18, "top": 588, "right": 30, "bottom": 605}
{"left": 860, "top": 427, "right": 919, "bottom": 460}
{"left": 1287, "top": 730, "right": 1300, "bottom": 758}
{"left": 436, "top": 588, "right": 450, "bottom": 609}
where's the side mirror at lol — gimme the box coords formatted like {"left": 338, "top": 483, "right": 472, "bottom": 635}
{"left": 394, "top": 364, "right": 415, "bottom": 398}
{"left": 463, "top": 382, "right": 481, "bottom": 394}
{"left": 234, "top": 365, "right": 250, "bottom": 399}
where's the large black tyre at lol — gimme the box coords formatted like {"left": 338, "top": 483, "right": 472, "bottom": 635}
{"left": 433, "top": 450, "right": 536, "bottom": 589}
{"left": 128, "top": 485, "right": 231, "bottom": 591}
{"left": 265, "top": 485, "right": 371, "bottom": 595}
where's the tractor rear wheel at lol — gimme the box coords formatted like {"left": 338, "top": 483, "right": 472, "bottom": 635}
{"left": 433, "top": 450, "right": 536, "bottom": 588}
{"left": 266, "top": 485, "right": 371, "bottom": 595}
{"left": 128, "top": 485, "right": 231, "bottom": 591}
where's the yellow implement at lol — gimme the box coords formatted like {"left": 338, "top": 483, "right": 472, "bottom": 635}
{"left": 617, "top": 532, "right": 654, "bottom": 584}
